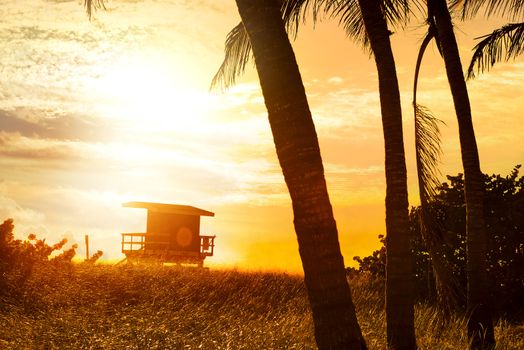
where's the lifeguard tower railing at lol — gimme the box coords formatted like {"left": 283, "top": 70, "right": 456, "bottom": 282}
{"left": 121, "top": 233, "right": 216, "bottom": 257}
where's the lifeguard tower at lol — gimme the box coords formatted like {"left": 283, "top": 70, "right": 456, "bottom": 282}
{"left": 121, "top": 202, "right": 215, "bottom": 267}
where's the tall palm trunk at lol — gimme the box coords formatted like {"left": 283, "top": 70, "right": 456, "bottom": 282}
{"left": 429, "top": 0, "right": 495, "bottom": 348}
{"left": 357, "top": 1, "right": 416, "bottom": 349}
{"left": 234, "top": 0, "right": 367, "bottom": 348}
{"left": 413, "top": 30, "right": 464, "bottom": 314}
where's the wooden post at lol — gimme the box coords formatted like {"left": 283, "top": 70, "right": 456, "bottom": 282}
{"left": 85, "top": 234, "right": 89, "bottom": 260}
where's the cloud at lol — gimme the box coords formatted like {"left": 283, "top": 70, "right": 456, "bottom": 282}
{"left": 0, "top": 132, "right": 82, "bottom": 160}
{"left": 0, "top": 109, "right": 113, "bottom": 142}
{"left": 0, "top": 193, "right": 46, "bottom": 225}
{"left": 0, "top": 188, "right": 48, "bottom": 240}
{"left": 306, "top": 82, "right": 383, "bottom": 134}
{"left": 0, "top": 110, "right": 42, "bottom": 136}
{"left": 328, "top": 76, "right": 344, "bottom": 84}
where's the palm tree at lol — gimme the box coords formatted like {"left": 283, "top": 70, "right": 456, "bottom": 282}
{"left": 412, "top": 19, "right": 465, "bottom": 315}
{"left": 425, "top": 0, "right": 495, "bottom": 348}
{"left": 354, "top": 1, "right": 416, "bottom": 348}
{"left": 229, "top": 1, "right": 369, "bottom": 348}
{"left": 214, "top": 1, "right": 417, "bottom": 348}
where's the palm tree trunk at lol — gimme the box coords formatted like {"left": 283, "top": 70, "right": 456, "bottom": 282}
{"left": 357, "top": 1, "right": 416, "bottom": 349}
{"left": 429, "top": 0, "right": 495, "bottom": 348}
{"left": 234, "top": 0, "right": 367, "bottom": 348}
{"left": 413, "top": 30, "right": 464, "bottom": 314}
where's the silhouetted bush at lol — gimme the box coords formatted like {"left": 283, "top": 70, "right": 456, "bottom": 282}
{"left": 0, "top": 219, "right": 77, "bottom": 299}
{"left": 84, "top": 250, "right": 104, "bottom": 264}
{"left": 347, "top": 234, "right": 386, "bottom": 278}
{"left": 349, "top": 166, "right": 524, "bottom": 318}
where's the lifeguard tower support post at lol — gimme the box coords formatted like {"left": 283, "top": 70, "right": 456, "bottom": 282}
{"left": 121, "top": 202, "right": 215, "bottom": 267}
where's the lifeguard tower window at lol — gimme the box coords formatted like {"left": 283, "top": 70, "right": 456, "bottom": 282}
{"left": 121, "top": 202, "right": 215, "bottom": 267}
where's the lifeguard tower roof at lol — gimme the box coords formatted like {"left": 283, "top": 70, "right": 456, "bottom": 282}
{"left": 123, "top": 201, "right": 214, "bottom": 217}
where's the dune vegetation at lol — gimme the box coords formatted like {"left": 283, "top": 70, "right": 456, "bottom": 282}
{"left": 0, "top": 263, "right": 522, "bottom": 349}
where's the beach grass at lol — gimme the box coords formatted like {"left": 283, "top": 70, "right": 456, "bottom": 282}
{"left": 1, "top": 264, "right": 522, "bottom": 349}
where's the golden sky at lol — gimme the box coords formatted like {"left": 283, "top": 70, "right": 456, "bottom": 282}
{"left": 1, "top": 0, "right": 522, "bottom": 272}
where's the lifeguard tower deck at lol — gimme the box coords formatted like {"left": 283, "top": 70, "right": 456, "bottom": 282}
{"left": 121, "top": 202, "right": 215, "bottom": 267}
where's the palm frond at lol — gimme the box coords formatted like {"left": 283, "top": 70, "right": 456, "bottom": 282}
{"left": 281, "top": 0, "right": 316, "bottom": 39}
{"left": 210, "top": 22, "right": 252, "bottom": 91}
{"left": 414, "top": 102, "right": 463, "bottom": 312}
{"left": 467, "top": 22, "right": 524, "bottom": 79}
{"left": 322, "top": 0, "right": 422, "bottom": 50}
{"left": 454, "top": 0, "right": 524, "bottom": 20}
{"left": 407, "top": 0, "right": 427, "bottom": 20}
{"left": 84, "top": 0, "right": 107, "bottom": 20}
{"left": 321, "top": 0, "right": 368, "bottom": 48}
{"left": 415, "top": 104, "right": 444, "bottom": 204}
{"left": 381, "top": 0, "right": 410, "bottom": 28}
{"left": 211, "top": 0, "right": 316, "bottom": 91}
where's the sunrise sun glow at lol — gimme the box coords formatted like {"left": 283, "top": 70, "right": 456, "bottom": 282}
{"left": 92, "top": 55, "right": 216, "bottom": 134}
